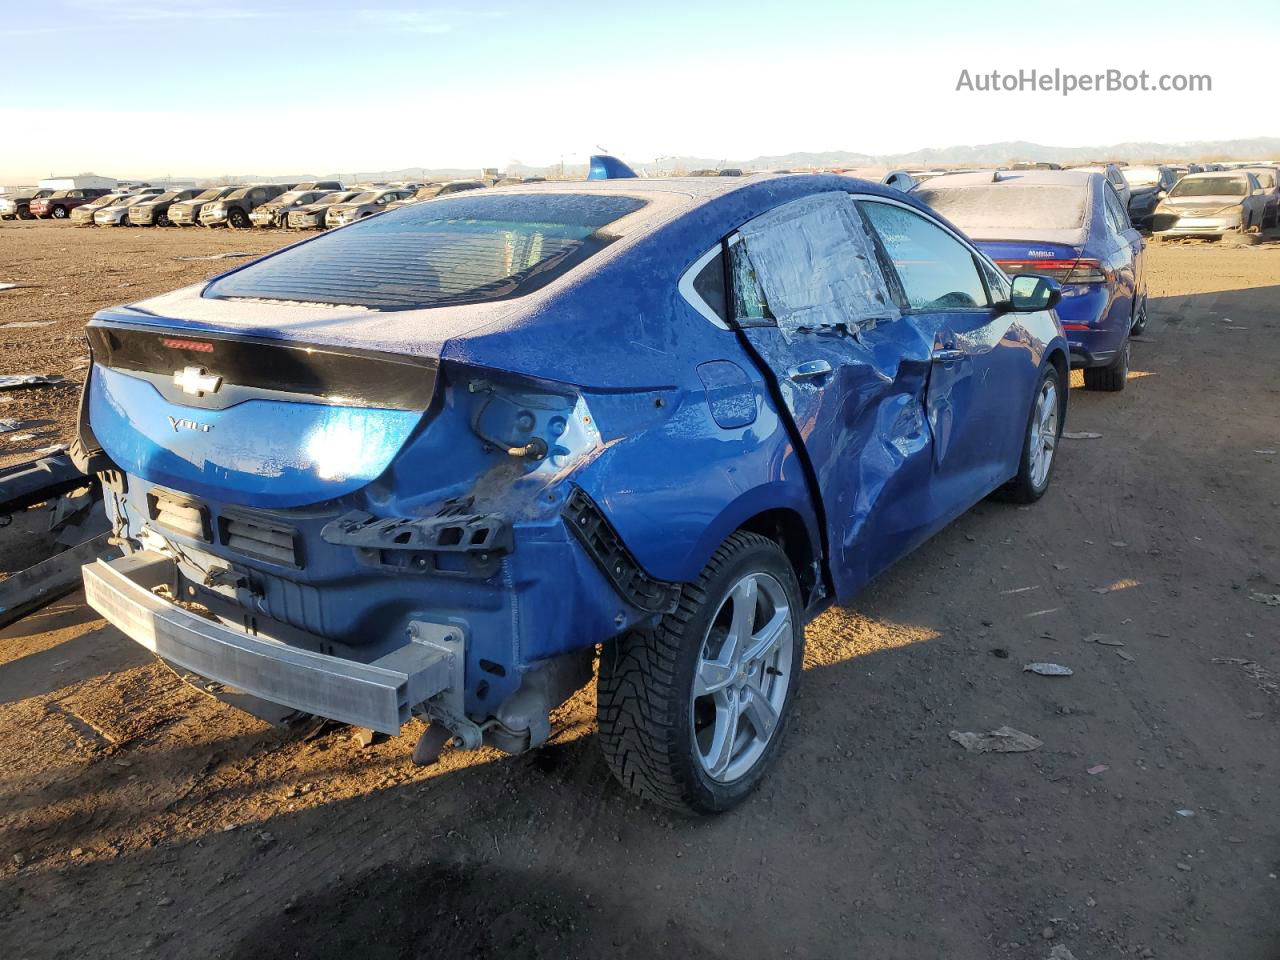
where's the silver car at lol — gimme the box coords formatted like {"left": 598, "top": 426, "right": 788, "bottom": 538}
{"left": 324, "top": 188, "right": 413, "bottom": 227}
{"left": 70, "top": 192, "right": 135, "bottom": 226}
{"left": 249, "top": 190, "right": 338, "bottom": 228}
{"left": 1152, "top": 171, "right": 1270, "bottom": 242}
{"left": 93, "top": 193, "right": 161, "bottom": 226}
{"left": 285, "top": 191, "right": 362, "bottom": 229}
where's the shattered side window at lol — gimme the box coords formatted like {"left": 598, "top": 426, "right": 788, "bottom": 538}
{"left": 735, "top": 193, "right": 897, "bottom": 334}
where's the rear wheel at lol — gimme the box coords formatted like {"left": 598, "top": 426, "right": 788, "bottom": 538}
{"left": 597, "top": 532, "right": 804, "bottom": 814}
{"left": 994, "top": 363, "right": 1062, "bottom": 503}
{"left": 1083, "top": 337, "right": 1129, "bottom": 391}
{"left": 50, "top": 206, "right": 68, "bottom": 220}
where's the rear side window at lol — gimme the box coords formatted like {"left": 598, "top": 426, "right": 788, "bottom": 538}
{"left": 206, "top": 193, "right": 646, "bottom": 310}
{"left": 859, "top": 201, "right": 990, "bottom": 310}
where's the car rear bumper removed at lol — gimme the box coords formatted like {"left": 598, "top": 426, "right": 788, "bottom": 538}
{"left": 82, "top": 550, "right": 454, "bottom": 733}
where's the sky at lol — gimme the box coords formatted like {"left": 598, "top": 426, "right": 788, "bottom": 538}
{"left": 1, "top": 0, "right": 1277, "bottom": 182}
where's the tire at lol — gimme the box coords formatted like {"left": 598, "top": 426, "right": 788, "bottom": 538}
{"left": 993, "top": 363, "right": 1062, "bottom": 504}
{"left": 157, "top": 211, "right": 170, "bottom": 227}
{"left": 227, "top": 208, "right": 249, "bottom": 229}
{"left": 1129, "top": 297, "right": 1148, "bottom": 336}
{"left": 50, "top": 206, "right": 68, "bottom": 220}
{"left": 1083, "top": 336, "right": 1129, "bottom": 392}
{"left": 17, "top": 206, "right": 33, "bottom": 220}
{"left": 597, "top": 531, "right": 804, "bottom": 814}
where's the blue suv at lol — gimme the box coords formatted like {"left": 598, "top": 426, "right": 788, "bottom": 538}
{"left": 76, "top": 176, "right": 1070, "bottom": 813}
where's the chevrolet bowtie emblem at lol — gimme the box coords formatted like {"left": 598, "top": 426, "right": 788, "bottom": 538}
{"left": 173, "top": 366, "right": 223, "bottom": 397}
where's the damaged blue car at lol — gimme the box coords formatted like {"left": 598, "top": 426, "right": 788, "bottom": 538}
{"left": 76, "top": 176, "right": 1070, "bottom": 813}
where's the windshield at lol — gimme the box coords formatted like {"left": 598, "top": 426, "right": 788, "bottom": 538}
{"left": 914, "top": 184, "right": 1088, "bottom": 233}
{"left": 1122, "top": 168, "right": 1162, "bottom": 186}
{"left": 269, "top": 191, "right": 308, "bottom": 206}
{"left": 1248, "top": 171, "right": 1276, "bottom": 189}
{"left": 193, "top": 188, "right": 224, "bottom": 201}
{"left": 1170, "top": 177, "right": 1248, "bottom": 198}
{"left": 314, "top": 192, "right": 355, "bottom": 205}
{"left": 225, "top": 188, "right": 251, "bottom": 200}
{"left": 150, "top": 191, "right": 181, "bottom": 202}
{"left": 348, "top": 192, "right": 380, "bottom": 204}
{"left": 206, "top": 192, "right": 647, "bottom": 310}
{"left": 89, "top": 194, "right": 123, "bottom": 207}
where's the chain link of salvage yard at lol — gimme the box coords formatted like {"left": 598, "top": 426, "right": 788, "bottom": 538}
{"left": 955, "top": 67, "right": 1212, "bottom": 96}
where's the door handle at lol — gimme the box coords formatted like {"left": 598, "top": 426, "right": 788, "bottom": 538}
{"left": 932, "top": 348, "right": 965, "bottom": 363}
{"left": 787, "top": 359, "right": 833, "bottom": 382}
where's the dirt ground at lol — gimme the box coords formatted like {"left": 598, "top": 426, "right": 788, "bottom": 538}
{"left": 1, "top": 221, "right": 1278, "bottom": 960}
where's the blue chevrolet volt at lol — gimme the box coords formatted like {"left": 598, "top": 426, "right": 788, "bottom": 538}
{"left": 915, "top": 169, "right": 1145, "bottom": 390}
{"left": 76, "top": 175, "right": 1070, "bottom": 812}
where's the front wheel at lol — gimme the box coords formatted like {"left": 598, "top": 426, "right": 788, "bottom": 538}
{"left": 995, "top": 363, "right": 1062, "bottom": 503}
{"left": 597, "top": 531, "right": 804, "bottom": 814}
{"left": 227, "top": 208, "right": 249, "bottom": 228}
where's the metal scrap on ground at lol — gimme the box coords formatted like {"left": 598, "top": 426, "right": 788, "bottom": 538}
{"left": 949, "top": 726, "right": 1043, "bottom": 753}
{"left": 173, "top": 252, "right": 257, "bottom": 261}
{"left": 1062, "top": 431, "right": 1102, "bottom": 440}
{"left": 0, "top": 374, "right": 66, "bottom": 390}
{"left": 1025, "top": 662, "right": 1073, "bottom": 676}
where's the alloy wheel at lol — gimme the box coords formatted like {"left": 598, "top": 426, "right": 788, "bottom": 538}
{"left": 691, "top": 571, "right": 794, "bottom": 783}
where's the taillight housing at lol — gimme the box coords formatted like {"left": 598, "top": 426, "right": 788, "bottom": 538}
{"left": 996, "top": 258, "right": 1108, "bottom": 285}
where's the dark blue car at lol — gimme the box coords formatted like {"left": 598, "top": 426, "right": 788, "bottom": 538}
{"left": 76, "top": 175, "right": 1070, "bottom": 812}
{"left": 915, "top": 170, "right": 1146, "bottom": 390}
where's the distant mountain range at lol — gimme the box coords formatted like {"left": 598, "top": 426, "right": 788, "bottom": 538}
{"left": 114, "top": 136, "right": 1280, "bottom": 187}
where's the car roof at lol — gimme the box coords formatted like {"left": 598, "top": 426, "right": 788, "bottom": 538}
{"left": 1179, "top": 170, "right": 1251, "bottom": 180}
{"left": 918, "top": 169, "right": 1096, "bottom": 188}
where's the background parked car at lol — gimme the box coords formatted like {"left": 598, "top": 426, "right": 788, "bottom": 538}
{"left": 1070, "top": 163, "right": 1131, "bottom": 209}
{"left": 324, "top": 188, "right": 413, "bottom": 227}
{"left": 915, "top": 169, "right": 1146, "bottom": 385}
{"left": 69, "top": 192, "right": 134, "bottom": 225}
{"left": 1122, "top": 166, "right": 1180, "bottom": 230}
{"left": 1151, "top": 171, "right": 1269, "bottom": 242}
{"left": 383, "top": 180, "right": 488, "bottom": 211}
{"left": 199, "top": 184, "right": 287, "bottom": 228}
{"left": 93, "top": 193, "right": 160, "bottom": 226}
{"left": 0, "top": 188, "right": 54, "bottom": 220}
{"left": 284, "top": 190, "right": 362, "bottom": 229}
{"left": 249, "top": 189, "right": 337, "bottom": 228}
{"left": 1237, "top": 165, "right": 1280, "bottom": 227}
{"left": 29, "top": 188, "right": 112, "bottom": 219}
{"left": 291, "top": 180, "right": 343, "bottom": 192}
{"left": 126, "top": 188, "right": 201, "bottom": 226}
{"left": 168, "top": 186, "right": 238, "bottom": 226}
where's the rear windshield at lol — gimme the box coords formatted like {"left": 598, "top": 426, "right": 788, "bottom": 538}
{"left": 914, "top": 184, "right": 1088, "bottom": 233}
{"left": 205, "top": 193, "right": 647, "bottom": 310}
{"left": 1170, "top": 177, "right": 1247, "bottom": 198}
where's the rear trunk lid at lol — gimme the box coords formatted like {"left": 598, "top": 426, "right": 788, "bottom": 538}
{"left": 87, "top": 312, "right": 439, "bottom": 509}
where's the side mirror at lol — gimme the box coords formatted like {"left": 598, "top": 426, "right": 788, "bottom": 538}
{"left": 1005, "top": 274, "right": 1062, "bottom": 313}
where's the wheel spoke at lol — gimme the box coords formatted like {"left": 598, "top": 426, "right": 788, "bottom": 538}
{"left": 694, "top": 659, "right": 734, "bottom": 697}
{"left": 725, "top": 577, "right": 758, "bottom": 664}
{"left": 741, "top": 607, "right": 791, "bottom": 666}
{"left": 741, "top": 687, "right": 779, "bottom": 741}
{"left": 705, "top": 689, "right": 740, "bottom": 778}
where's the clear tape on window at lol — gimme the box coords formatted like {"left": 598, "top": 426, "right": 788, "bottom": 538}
{"left": 738, "top": 192, "right": 897, "bottom": 337}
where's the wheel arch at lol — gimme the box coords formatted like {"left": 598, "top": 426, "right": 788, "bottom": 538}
{"left": 735, "top": 506, "right": 826, "bottom": 611}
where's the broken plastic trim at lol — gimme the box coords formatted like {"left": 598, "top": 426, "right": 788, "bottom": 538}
{"left": 320, "top": 503, "right": 513, "bottom": 579}
{"left": 562, "top": 486, "right": 681, "bottom": 614}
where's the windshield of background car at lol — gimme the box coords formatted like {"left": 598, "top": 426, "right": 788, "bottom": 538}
{"left": 272, "top": 191, "right": 309, "bottom": 205}
{"left": 225, "top": 188, "right": 251, "bottom": 200}
{"left": 1170, "top": 177, "right": 1247, "bottom": 198}
{"left": 205, "top": 193, "right": 647, "bottom": 310}
{"left": 192, "top": 188, "right": 223, "bottom": 201}
{"left": 914, "top": 184, "right": 1087, "bottom": 233}
{"left": 1249, "top": 171, "right": 1276, "bottom": 188}
{"left": 348, "top": 192, "right": 380, "bottom": 204}
{"left": 315, "top": 193, "right": 354, "bottom": 205}
{"left": 152, "top": 192, "right": 181, "bottom": 202}
{"left": 1122, "top": 168, "right": 1161, "bottom": 186}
